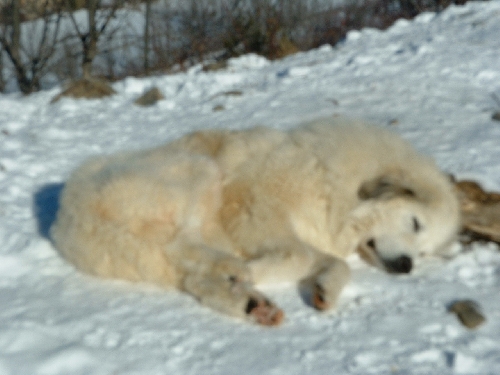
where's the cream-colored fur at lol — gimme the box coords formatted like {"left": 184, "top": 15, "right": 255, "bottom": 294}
{"left": 51, "top": 117, "right": 460, "bottom": 325}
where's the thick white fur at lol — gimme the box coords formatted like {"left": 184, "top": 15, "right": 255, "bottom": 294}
{"left": 51, "top": 117, "right": 460, "bottom": 324}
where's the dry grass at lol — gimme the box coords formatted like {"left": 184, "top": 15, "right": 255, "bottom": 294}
{"left": 274, "top": 36, "right": 300, "bottom": 59}
{"left": 134, "top": 87, "right": 165, "bottom": 107}
{"left": 51, "top": 78, "right": 116, "bottom": 103}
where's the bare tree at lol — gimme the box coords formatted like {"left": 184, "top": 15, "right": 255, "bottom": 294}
{"left": 0, "top": 0, "right": 62, "bottom": 93}
{"left": 147, "top": 1, "right": 179, "bottom": 71}
{"left": 143, "top": 0, "right": 151, "bottom": 75}
{"left": 64, "top": 0, "right": 123, "bottom": 79}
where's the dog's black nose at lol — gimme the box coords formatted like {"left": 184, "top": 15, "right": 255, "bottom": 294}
{"left": 385, "top": 255, "right": 413, "bottom": 274}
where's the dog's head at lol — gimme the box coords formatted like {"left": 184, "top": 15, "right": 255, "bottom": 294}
{"left": 354, "top": 172, "right": 460, "bottom": 274}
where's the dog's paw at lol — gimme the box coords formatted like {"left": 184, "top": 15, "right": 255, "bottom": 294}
{"left": 245, "top": 296, "right": 284, "bottom": 326}
{"left": 312, "top": 283, "right": 331, "bottom": 311}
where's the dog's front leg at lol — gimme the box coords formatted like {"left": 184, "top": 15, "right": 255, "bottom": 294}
{"left": 175, "top": 243, "right": 284, "bottom": 325}
{"left": 183, "top": 273, "right": 284, "bottom": 325}
{"left": 246, "top": 240, "right": 351, "bottom": 311}
{"left": 305, "top": 257, "right": 351, "bottom": 311}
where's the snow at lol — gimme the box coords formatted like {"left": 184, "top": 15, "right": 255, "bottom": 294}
{"left": 1, "top": 1, "right": 500, "bottom": 374}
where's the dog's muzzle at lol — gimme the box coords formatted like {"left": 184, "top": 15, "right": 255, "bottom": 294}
{"left": 358, "top": 238, "right": 413, "bottom": 274}
{"left": 382, "top": 255, "right": 413, "bottom": 274}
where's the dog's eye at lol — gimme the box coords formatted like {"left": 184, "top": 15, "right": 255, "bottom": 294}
{"left": 366, "top": 238, "right": 376, "bottom": 249}
{"left": 412, "top": 217, "right": 421, "bottom": 233}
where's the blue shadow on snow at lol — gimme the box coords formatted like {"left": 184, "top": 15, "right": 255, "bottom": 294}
{"left": 33, "top": 183, "right": 64, "bottom": 240}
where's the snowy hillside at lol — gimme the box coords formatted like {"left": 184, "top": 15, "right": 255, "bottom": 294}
{"left": 1, "top": 1, "right": 500, "bottom": 374}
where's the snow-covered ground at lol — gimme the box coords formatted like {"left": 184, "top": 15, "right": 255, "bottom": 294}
{"left": 1, "top": 1, "right": 500, "bottom": 374}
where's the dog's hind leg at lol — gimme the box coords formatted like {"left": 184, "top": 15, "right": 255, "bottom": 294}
{"left": 171, "top": 242, "right": 284, "bottom": 325}
{"left": 246, "top": 239, "right": 351, "bottom": 311}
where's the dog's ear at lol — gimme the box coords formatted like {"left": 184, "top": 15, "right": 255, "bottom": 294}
{"left": 358, "top": 175, "right": 416, "bottom": 200}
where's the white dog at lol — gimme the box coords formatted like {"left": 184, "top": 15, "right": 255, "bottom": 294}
{"left": 51, "top": 117, "right": 460, "bottom": 325}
